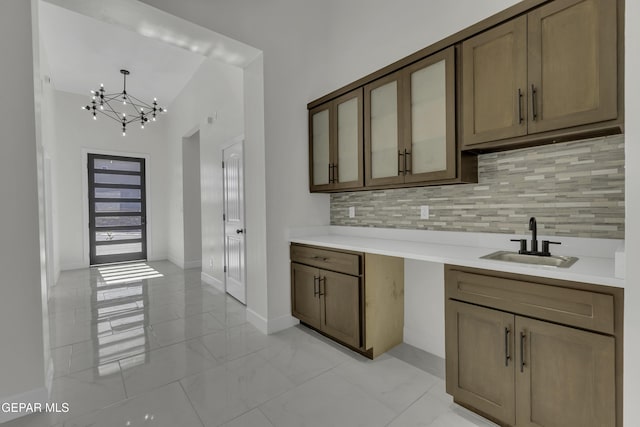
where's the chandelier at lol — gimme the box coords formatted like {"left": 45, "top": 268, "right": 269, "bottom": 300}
{"left": 82, "top": 69, "right": 167, "bottom": 136}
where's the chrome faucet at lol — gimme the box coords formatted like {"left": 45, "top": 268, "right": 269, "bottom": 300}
{"left": 529, "top": 217, "right": 538, "bottom": 253}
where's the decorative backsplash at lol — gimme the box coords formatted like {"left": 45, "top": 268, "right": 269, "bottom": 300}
{"left": 330, "top": 135, "right": 625, "bottom": 239}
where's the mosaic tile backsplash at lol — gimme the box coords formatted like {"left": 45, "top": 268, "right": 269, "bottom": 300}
{"left": 331, "top": 135, "right": 625, "bottom": 239}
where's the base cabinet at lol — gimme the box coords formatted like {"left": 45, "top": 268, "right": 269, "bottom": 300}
{"left": 291, "top": 243, "right": 404, "bottom": 358}
{"left": 445, "top": 265, "right": 622, "bottom": 427}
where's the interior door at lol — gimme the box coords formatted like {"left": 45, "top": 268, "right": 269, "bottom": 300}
{"left": 88, "top": 154, "right": 147, "bottom": 265}
{"left": 223, "top": 140, "right": 246, "bottom": 304}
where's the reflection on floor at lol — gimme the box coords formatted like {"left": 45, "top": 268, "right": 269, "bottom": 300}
{"left": 5, "top": 261, "right": 497, "bottom": 427}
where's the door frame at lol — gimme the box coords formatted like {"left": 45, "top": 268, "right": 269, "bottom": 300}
{"left": 221, "top": 135, "right": 247, "bottom": 304}
{"left": 81, "top": 148, "right": 153, "bottom": 267}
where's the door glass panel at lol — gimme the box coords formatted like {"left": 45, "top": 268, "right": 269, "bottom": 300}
{"left": 96, "top": 230, "right": 142, "bottom": 242}
{"left": 96, "top": 243, "right": 142, "bottom": 256}
{"left": 411, "top": 60, "right": 447, "bottom": 174}
{"left": 312, "top": 109, "right": 330, "bottom": 185}
{"left": 95, "top": 188, "right": 141, "bottom": 199}
{"left": 337, "top": 98, "right": 359, "bottom": 183}
{"left": 95, "top": 173, "right": 141, "bottom": 186}
{"left": 96, "top": 216, "right": 142, "bottom": 227}
{"left": 370, "top": 81, "right": 398, "bottom": 179}
{"left": 95, "top": 202, "right": 142, "bottom": 213}
{"left": 94, "top": 159, "right": 141, "bottom": 172}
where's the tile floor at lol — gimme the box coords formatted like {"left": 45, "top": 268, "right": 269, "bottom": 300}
{"left": 4, "top": 261, "right": 497, "bottom": 427}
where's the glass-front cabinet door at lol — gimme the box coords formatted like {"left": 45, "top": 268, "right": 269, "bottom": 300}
{"left": 309, "top": 88, "right": 363, "bottom": 192}
{"left": 364, "top": 71, "right": 405, "bottom": 187}
{"left": 403, "top": 47, "right": 456, "bottom": 183}
{"left": 309, "top": 105, "right": 331, "bottom": 191}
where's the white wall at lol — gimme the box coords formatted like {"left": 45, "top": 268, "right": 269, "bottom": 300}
{"left": 164, "top": 57, "right": 244, "bottom": 279}
{"left": 182, "top": 131, "right": 202, "bottom": 268}
{"left": 404, "top": 260, "right": 446, "bottom": 358}
{"left": 0, "top": 0, "right": 47, "bottom": 419}
{"left": 53, "top": 90, "right": 169, "bottom": 269}
{"left": 624, "top": 0, "right": 640, "bottom": 423}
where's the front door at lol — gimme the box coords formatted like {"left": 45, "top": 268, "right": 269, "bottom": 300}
{"left": 88, "top": 154, "right": 147, "bottom": 265}
{"left": 223, "top": 141, "right": 246, "bottom": 304}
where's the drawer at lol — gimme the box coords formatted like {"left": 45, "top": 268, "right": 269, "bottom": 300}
{"left": 291, "top": 244, "right": 361, "bottom": 276}
{"left": 445, "top": 269, "right": 614, "bottom": 335}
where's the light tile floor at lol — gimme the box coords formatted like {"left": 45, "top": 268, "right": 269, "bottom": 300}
{"left": 4, "top": 261, "right": 497, "bottom": 427}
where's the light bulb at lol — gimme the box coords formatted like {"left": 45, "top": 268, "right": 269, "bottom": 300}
{"left": 123, "top": 112, "right": 126, "bottom": 117}
{"left": 100, "top": 105, "right": 104, "bottom": 110}
{"left": 122, "top": 131, "right": 126, "bottom": 136}
{"left": 141, "top": 124, "right": 145, "bottom": 129}
{"left": 152, "top": 117, "right": 156, "bottom": 121}
{"left": 93, "top": 115, "right": 97, "bottom": 120}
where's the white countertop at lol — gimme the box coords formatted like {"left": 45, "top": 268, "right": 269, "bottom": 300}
{"left": 289, "top": 226, "right": 625, "bottom": 288}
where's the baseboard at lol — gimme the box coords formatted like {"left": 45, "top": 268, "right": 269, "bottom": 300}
{"left": 0, "top": 386, "right": 49, "bottom": 423}
{"left": 246, "top": 309, "right": 299, "bottom": 335}
{"left": 184, "top": 260, "right": 202, "bottom": 269}
{"left": 246, "top": 308, "right": 268, "bottom": 334}
{"left": 167, "top": 254, "right": 184, "bottom": 269}
{"left": 60, "top": 262, "right": 88, "bottom": 271}
{"left": 201, "top": 272, "right": 224, "bottom": 293}
{"left": 403, "top": 326, "right": 445, "bottom": 360}
{"left": 387, "top": 342, "right": 446, "bottom": 380}
{"left": 267, "top": 314, "right": 299, "bottom": 334}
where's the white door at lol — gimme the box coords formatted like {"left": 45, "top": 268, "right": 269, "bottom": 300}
{"left": 223, "top": 140, "right": 246, "bottom": 304}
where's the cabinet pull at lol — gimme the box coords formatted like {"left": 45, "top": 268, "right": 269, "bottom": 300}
{"left": 517, "top": 88, "right": 523, "bottom": 124}
{"left": 313, "top": 276, "right": 319, "bottom": 297}
{"left": 404, "top": 149, "right": 411, "bottom": 174}
{"left": 531, "top": 84, "right": 538, "bottom": 121}
{"left": 520, "top": 331, "right": 526, "bottom": 373}
{"left": 319, "top": 276, "right": 326, "bottom": 296}
{"left": 333, "top": 163, "right": 338, "bottom": 183}
{"left": 398, "top": 151, "right": 405, "bottom": 176}
{"left": 505, "top": 327, "right": 511, "bottom": 366}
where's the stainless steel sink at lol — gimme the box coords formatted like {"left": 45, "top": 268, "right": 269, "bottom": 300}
{"left": 480, "top": 251, "right": 578, "bottom": 268}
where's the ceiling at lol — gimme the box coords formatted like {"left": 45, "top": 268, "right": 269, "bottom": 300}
{"left": 38, "top": 0, "right": 261, "bottom": 107}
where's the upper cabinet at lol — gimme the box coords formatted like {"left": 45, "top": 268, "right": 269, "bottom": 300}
{"left": 365, "top": 47, "right": 457, "bottom": 188}
{"left": 462, "top": 0, "right": 618, "bottom": 149}
{"left": 309, "top": 88, "right": 363, "bottom": 192}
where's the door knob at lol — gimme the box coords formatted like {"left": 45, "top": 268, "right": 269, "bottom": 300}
{"left": 236, "top": 229, "right": 244, "bottom": 234}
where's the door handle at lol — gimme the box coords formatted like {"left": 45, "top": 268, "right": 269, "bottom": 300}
{"left": 520, "top": 331, "right": 526, "bottom": 373}
{"left": 505, "top": 327, "right": 511, "bottom": 367}
{"left": 517, "top": 88, "right": 523, "bottom": 124}
{"left": 398, "top": 151, "right": 405, "bottom": 176}
{"left": 531, "top": 84, "right": 538, "bottom": 121}
{"left": 236, "top": 229, "right": 244, "bottom": 234}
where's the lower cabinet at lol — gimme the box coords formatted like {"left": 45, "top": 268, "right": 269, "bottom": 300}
{"left": 291, "top": 262, "right": 360, "bottom": 348}
{"left": 291, "top": 243, "right": 404, "bottom": 358}
{"left": 445, "top": 265, "right": 622, "bottom": 427}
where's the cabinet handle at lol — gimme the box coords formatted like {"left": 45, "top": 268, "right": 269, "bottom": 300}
{"left": 319, "top": 276, "right": 326, "bottom": 296}
{"left": 531, "top": 84, "right": 538, "bottom": 121}
{"left": 505, "top": 327, "right": 511, "bottom": 367}
{"left": 520, "top": 331, "right": 526, "bottom": 373}
{"left": 398, "top": 151, "right": 405, "bottom": 176}
{"left": 404, "top": 149, "right": 411, "bottom": 174}
{"left": 313, "top": 276, "right": 319, "bottom": 296}
{"left": 333, "top": 163, "right": 338, "bottom": 183}
{"left": 517, "top": 88, "right": 523, "bottom": 124}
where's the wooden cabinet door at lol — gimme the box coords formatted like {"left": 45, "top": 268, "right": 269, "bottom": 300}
{"left": 365, "top": 71, "right": 405, "bottom": 187}
{"left": 333, "top": 89, "right": 364, "bottom": 190}
{"left": 402, "top": 47, "right": 456, "bottom": 183}
{"left": 462, "top": 16, "right": 528, "bottom": 146}
{"left": 309, "top": 104, "right": 333, "bottom": 192}
{"left": 527, "top": 0, "right": 617, "bottom": 134}
{"left": 515, "top": 316, "right": 615, "bottom": 427}
{"left": 291, "top": 263, "right": 321, "bottom": 329}
{"left": 446, "top": 301, "right": 515, "bottom": 425}
{"left": 320, "top": 269, "right": 361, "bottom": 348}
